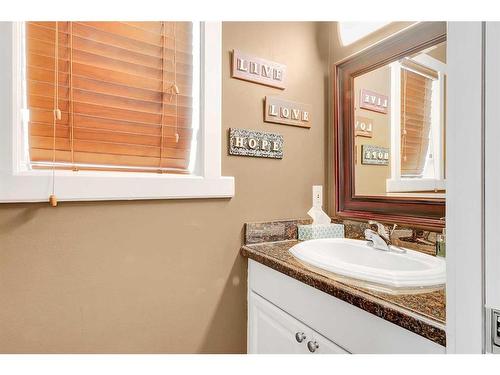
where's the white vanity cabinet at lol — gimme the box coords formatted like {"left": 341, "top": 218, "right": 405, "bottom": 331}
{"left": 249, "top": 291, "right": 348, "bottom": 354}
{"left": 247, "top": 259, "right": 445, "bottom": 354}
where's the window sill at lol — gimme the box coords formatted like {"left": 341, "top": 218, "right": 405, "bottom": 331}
{"left": 0, "top": 170, "right": 235, "bottom": 202}
{"left": 386, "top": 178, "right": 446, "bottom": 194}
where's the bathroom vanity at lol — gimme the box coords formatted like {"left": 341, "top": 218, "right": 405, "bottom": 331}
{"left": 240, "top": 22, "right": 449, "bottom": 355}
{"left": 242, "top": 238, "right": 446, "bottom": 354}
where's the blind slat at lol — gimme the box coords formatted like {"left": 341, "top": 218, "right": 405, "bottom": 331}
{"left": 27, "top": 38, "right": 188, "bottom": 70}
{"left": 74, "top": 22, "right": 192, "bottom": 53}
{"left": 30, "top": 123, "right": 192, "bottom": 149}
{"left": 28, "top": 22, "right": 193, "bottom": 58}
{"left": 30, "top": 149, "right": 189, "bottom": 170}
{"left": 28, "top": 50, "right": 193, "bottom": 81}
{"left": 29, "top": 91, "right": 193, "bottom": 117}
{"left": 30, "top": 136, "right": 189, "bottom": 159}
{"left": 27, "top": 64, "right": 192, "bottom": 93}
{"left": 28, "top": 75, "right": 193, "bottom": 105}
{"left": 29, "top": 108, "right": 193, "bottom": 129}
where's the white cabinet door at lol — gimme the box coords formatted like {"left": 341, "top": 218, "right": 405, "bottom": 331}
{"left": 248, "top": 291, "right": 349, "bottom": 354}
{"left": 248, "top": 291, "right": 309, "bottom": 354}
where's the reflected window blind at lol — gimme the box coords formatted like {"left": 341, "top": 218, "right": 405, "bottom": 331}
{"left": 400, "top": 65, "right": 435, "bottom": 177}
{"left": 25, "top": 21, "right": 194, "bottom": 173}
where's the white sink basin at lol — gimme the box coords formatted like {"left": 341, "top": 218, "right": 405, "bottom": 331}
{"left": 289, "top": 238, "right": 445, "bottom": 292}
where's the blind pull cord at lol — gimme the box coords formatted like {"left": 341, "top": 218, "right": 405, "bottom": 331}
{"left": 171, "top": 22, "right": 179, "bottom": 144}
{"left": 159, "top": 22, "right": 181, "bottom": 172}
{"left": 49, "top": 21, "right": 60, "bottom": 207}
{"left": 69, "top": 21, "right": 77, "bottom": 172}
{"left": 168, "top": 81, "right": 180, "bottom": 143}
{"left": 402, "top": 69, "right": 408, "bottom": 163}
{"left": 159, "top": 21, "right": 166, "bottom": 172}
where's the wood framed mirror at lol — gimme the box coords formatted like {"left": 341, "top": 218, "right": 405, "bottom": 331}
{"left": 333, "top": 22, "right": 446, "bottom": 229}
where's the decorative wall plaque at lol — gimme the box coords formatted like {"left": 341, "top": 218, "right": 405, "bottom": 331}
{"left": 229, "top": 128, "right": 283, "bottom": 159}
{"left": 355, "top": 116, "right": 373, "bottom": 137}
{"left": 264, "top": 96, "right": 311, "bottom": 128}
{"left": 231, "top": 50, "right": 286, "bottom": 89}
{"left": 361, "top": 145, "right": 390, "bottom": 165}
{"left": 359, "top": 89, "right": 389, "bottom": 114}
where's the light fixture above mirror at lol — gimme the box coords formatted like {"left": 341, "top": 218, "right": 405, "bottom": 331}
{"left": 338, "top": 22, "right": 391, "bottom": 46}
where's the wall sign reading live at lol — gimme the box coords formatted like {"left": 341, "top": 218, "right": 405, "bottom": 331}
{"left": 264, "top": 96, "right": 311, "bottom": 128}
{"left": 359, "top": 89, "right": 389, "bottom": 114}
{"left": 229, "top": 128, "right": 283, "bottom": 159}
{"left": 231, "top": 50, "right": 287, "bottom": 89}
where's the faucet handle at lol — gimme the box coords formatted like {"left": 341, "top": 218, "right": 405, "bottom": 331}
{"left": 368, "top": 220, "right": 389, "bottom": 240}
{"left": 367, "top": 220, "right": 382, "bottom": 233}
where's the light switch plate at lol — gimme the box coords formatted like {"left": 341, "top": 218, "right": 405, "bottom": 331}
{"left": 312, "top": 185, "right": 323, "bottom": 208}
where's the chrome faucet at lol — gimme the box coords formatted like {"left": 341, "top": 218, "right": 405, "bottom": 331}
{"left": 364, "top": 220, "right": 404, "bottom": 252}
{"left": 364, "top": 228, "right": 390, "bottom": 251}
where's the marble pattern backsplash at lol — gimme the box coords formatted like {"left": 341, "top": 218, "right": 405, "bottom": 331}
{"left": 245, "top": 218, "right": 443, "bottom": 256}
{"left": 245, "top": 219, "right": 312, "bottom": 244}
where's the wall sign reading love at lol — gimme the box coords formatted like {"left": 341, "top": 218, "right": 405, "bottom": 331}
{"left": 264, "top": 96, "right": 311, "bottom": 128}
{"left": 229, "top": 128, "right": 283, "bottom": 159}
{"left": 231, "top": 50, "right": 287, "bottom": 89}
{"left": 355, "top": 116, "right": 373, "bottom": 137}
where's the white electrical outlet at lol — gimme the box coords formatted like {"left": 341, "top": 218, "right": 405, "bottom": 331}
{"left": 312, "top": 185, "right": 323, "bottom": 208}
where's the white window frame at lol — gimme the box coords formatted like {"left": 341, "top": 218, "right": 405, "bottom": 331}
{"left": 0, "top": 22, "right": 234, "bottom": 202}
{"left": 386, "top": 55, "right": 446, "bottom": 194}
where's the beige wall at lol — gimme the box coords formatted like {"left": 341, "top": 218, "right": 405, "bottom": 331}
{"left": 0, "top": 22, "right": 329, "bottom": 353}
{"left": 354, "top": 66, "right": 392, "bottom": 196}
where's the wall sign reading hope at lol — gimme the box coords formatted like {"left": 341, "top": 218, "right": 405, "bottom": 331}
{"left": 361, "top": 145, "right": 390, "bottom": 166}
{"left": 229, "top": 128, "right": 283, "bottom": 159}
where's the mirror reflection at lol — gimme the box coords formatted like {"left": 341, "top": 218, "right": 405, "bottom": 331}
{"left": 353, "top": 41, "right": 446, "bottom": 198}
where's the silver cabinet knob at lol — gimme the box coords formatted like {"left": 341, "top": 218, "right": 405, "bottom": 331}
{"left": 307, "top": 341, "right": 319, "bottom": 353}
{"left": 295, "top": 332, "right": 307, "bottom": 343}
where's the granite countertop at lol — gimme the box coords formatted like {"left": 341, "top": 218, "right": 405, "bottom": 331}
{"left": 241, "top": 240, "right": 446, "bottom": 347}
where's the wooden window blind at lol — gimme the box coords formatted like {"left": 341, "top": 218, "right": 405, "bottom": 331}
{"left": 400, "top": 65, "right": 435, "bottom": 177}
{"left": 25, "top": 21, "right": 195, "bottom": 174}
